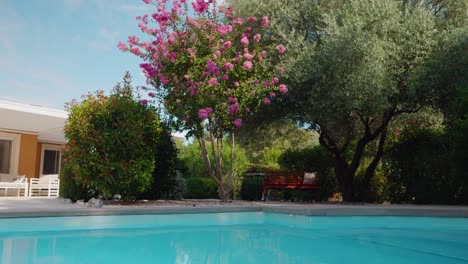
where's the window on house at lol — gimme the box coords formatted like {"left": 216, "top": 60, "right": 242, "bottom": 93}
{"left": 42, "top": 150, "right": 60, "bottom": 175}
{"left": 0, "top": 139, "right": 12, "bottom": 174}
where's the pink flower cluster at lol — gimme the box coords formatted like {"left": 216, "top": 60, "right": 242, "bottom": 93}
{"left": 233, "top": 119, "right": 242, "bottom": 127}
{"left": 206, "top": 59, "right": 219, "bottom": 75}
{"left": 242, "top": 61, "right": 253, "bottom": 70}
{"left": 198, "top": 107, "right": 213, "bottom": 120}
{"left": 228, "top": 104, "right": 239, "bottom": 115}
{"left": 140, "top": 63, "right": 157, "bottom": 78}
{"left": 279, "top": 84, "right": 288, "bottom": 94}
{"left": 275, "top": 44, "right": 286, "bottom": 54}
{"left": 192, "top": 0, "right": 212, "bottom": 13}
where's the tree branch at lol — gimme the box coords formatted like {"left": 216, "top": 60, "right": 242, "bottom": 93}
{"left": 364, "top": 126, "right": 388, "bottom": 185}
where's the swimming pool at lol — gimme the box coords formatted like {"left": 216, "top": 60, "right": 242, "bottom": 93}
{"left": 0, "top": 212, "right": 467, "bottom": 263}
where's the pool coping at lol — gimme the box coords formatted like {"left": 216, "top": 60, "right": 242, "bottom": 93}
{"left": 1, "top": 204, "right": 468, "bottom": 218}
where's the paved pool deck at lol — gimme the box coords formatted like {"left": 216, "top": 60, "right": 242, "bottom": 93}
{"left": 0, "top": 197, "right": 467, "bottom": 218}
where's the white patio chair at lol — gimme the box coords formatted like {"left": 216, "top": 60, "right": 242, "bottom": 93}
{"left": 29, "top": 175, "right": 60, "bottom": 197}
{"left": 0, "top": 176, "right": 29, "bottom": 197}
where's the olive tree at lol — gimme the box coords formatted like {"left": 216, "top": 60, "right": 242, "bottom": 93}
{"left": 232, "top": 0, "right": 452, "bottom": 201}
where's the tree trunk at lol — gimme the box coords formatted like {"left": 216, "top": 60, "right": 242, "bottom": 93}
{"left": 361, "top": 127, "right": 388, "bottom": 201}
{"left": 197, "top": 136, "right": 230, "bottom": 202}
{"left": 341, "top": 176, "right": 355, "bottom": 202}
{"left": 218, "top": 187, "right": 229, "bottom": 201}
{"left": 333, "top": 153, "right": 355, "bottom": 202}
{"left": 226, "top": 132, "right": 235, "bottom": 198}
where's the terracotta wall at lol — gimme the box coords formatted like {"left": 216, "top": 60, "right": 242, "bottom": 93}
{"left": 34, "top": 142, "right": 42, "bottom": 178}
{"left": 0, "top": 130, "right": 65, "bottom": 179}
{"left": 18, "top": 134, "right": 38, "bottom": 179}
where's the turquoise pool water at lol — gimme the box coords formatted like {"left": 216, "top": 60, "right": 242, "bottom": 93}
{"left": 0, "top": 212, "right": 467, "bottom": 264}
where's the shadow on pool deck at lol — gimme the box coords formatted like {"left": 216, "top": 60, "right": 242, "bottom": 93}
{"left": 0, "top": 197, "right": 467, "bottom": 218}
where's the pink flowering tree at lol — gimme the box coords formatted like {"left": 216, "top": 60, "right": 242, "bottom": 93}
{"left": 120, "top": 0, "right": 288, "bottom": 201}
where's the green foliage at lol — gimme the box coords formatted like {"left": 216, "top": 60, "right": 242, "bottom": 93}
{"left": 278, "top": 146, "right": 339, "bottom": 200}
{"left": 59, "top": 163, "right": 93, "bottom": 202}
{"left": 403, "top": 0, "right": 468, "bottom": 29}
{"left": 184, "top": 177, "right": 218, "bottom": 199}
{"left": 229, "top": 0, "right": 468, "bottom": 202}
{"left": 228, "top": 0, "right": 328, "bottom": 82}
{"left": 140, "top": 129, "right": 180, "bottom": 200}
{"left": 232, "top": 0, "right": 450, "bottom": 201}
{"left": 418, "top": 27, "right": 468, "bottom": 121}
{"left": 385, "top": 127, "right": 468, "bottom": 204}
{"left": 447, "top": 119, "right": 468, "bottom": 203}
{"left": 236, "top": 119, "right": 318, "bottom": 166}
{"left": 354, "top": 159, "right": 388, "bottom": 202}
{"left": 382, "top": 25, "right": 468, "bottom": 204}
{"left": 177, "top": 140, "right": 250, "bottom": 198}
{"left": 64, "top": 73, "right": 162, "bottom": 201}
{"left": 294, "top": 0, "right": 438, "bottom": 135}
{"left": 261, "top": 147, "right": 283, "bottom": 169}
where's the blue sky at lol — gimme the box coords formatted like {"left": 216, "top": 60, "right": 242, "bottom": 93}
{"left": 0, "top": 0, "right": 155, "bottom": 109}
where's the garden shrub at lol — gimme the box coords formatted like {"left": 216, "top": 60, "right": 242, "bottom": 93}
{"left": 184, "top": 177, "right": 218, "bottom": 199}
{"left": 278, "top": 146, "right": 339, "bottom": 201}
{"left": 447, "top": 119, "right": 468, "bottom": 203}
{"left": 59, "top": 163, "right": 93, "bottom": 202}
{"left": 64, "top": 74, "right": 163, "bottom": 201}
{"left": 384, "top": 129, "right": 465, "bottom": 204}
{"left": 261, "top": 147, "right": 283, "bottom": 169}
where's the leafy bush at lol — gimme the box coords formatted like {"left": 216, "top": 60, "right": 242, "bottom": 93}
{"left": 178, "top": 141, "right": 250, "bottom": 198}
{"left": 354, "top": 159, "right": 388, "bottom": 203}
{"left": 447, "top": 119, "right": 468, "bottom": 203}
{"left": 261, "top": 147, "right": 283, "bottom": 169}
{"left": 184, "top": 177, "right": 218, "bottom": 199}
{"left": 278, "top": 146, "right": 338, "bottom": 200}
{"left": 59, "top": 163, "right": 93, "bottom": 202}
{"left": 384, "top": 128, "right": 468, "bottom": 204}
{"left": 64, "top": 74, "right": 163, "bottom": 201}
{"left": 140, "top": 129, "right": 180, "bottom": 200}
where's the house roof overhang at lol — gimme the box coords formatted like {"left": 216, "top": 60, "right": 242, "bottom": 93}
{"left": 0, "top": 101, "right": 68, "bottom": 144}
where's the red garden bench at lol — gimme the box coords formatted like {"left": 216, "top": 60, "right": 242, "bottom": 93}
{"left": 261, "top": 171, "right": 320, "bottom": 201}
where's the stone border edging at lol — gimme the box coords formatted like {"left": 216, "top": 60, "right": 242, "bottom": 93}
{"left": 0, "top": 206, "right": 263, "bottom": 218}
{"left": 1, "top": 204, "right": 468, "bottom": 218}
